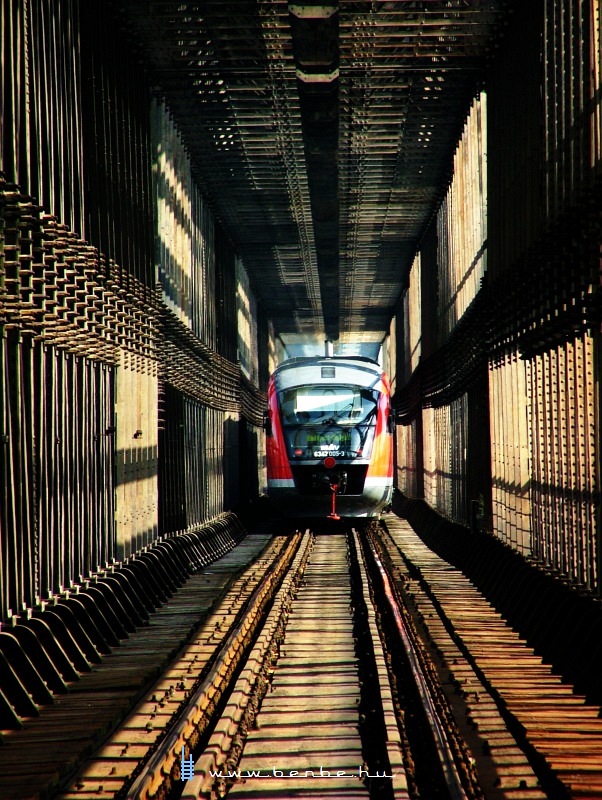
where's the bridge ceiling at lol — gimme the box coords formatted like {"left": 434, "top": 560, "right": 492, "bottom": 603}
{"left": 110, "top": 0, "right": 512, "bottom": 345}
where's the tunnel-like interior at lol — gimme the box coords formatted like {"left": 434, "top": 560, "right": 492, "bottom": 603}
{"left": 0, "top": 4, "right": 601, "bottom": 794}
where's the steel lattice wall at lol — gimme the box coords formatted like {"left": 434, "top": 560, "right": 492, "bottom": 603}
{"left": 489, "top": 354, "right": 532, "bottom": 554}
{"left": 0, "top": 330, "right": 116, "bottom": 618}
{"left": 1, "top": 0, "right": 86, "bottom": 235}
{"left": 393, "top": 0, "right": 601, "bottom": 593}
{"left": 153, "top": 98, "right": 218, "bottom": 346}
{"left": 0, "top": 1, "right": 267, "bottom": 624}
{"left": 529, "top": 335, "right": 599, "bottom": 589}
{"left": 436, "top": 95, "right": 487, "bottom": 345}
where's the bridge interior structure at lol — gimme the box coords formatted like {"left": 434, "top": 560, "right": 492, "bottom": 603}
{"left": 0, "top": 0, "right": 601, "bottom": 797}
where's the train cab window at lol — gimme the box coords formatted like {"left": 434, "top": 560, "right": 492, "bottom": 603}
{"left": 279, "top": 385, "right": 378, "bottom": 426}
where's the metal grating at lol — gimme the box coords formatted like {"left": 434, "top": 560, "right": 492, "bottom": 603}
{"left": 109, "top": 0, "right": 512, "bottom": 344}
{"left": 338, "top": 1, "right": 506, "bottom": 338}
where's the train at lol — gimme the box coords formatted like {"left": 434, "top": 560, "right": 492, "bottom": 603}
{"left": 265, "top": 355, "right": 394, "bottom": 519}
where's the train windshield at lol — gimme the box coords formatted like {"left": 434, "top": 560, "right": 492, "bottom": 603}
{"left": 279, "top": 385, "right": 378, "bottom": 426}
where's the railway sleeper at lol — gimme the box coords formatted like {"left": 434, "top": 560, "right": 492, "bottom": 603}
{"left": 122, "top": 532, "right": 309, "bottom": 800}
{"left": 361, "top": 528, "right": 481, "bottom": 800}
{"left": 177, "top": 532, "right": 415, "bottom": 800}
{"left": 376, "top": 512, "right": 602, "bottom": 798}
{"left": 182, "top": 534, "right": 314, "bottom": 800}
{"left": 397, "top": 495, "right": 602, "bottom": 705}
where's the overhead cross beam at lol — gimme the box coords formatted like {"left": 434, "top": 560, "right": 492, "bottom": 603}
{"left": 289, "top": 1, "right": 340, "bottom": 342}
{"left": 108, "top": 0, "right": 512, "bottom": 350}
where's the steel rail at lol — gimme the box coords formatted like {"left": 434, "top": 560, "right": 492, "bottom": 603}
{"left": 185, "top": 529, "right": 411, "bottom": 799}
{"left": 127, "top": 530, "right": 313, "bottom": 800}
{"left": 351, "top": 529, "right": 410, "bottom": 800}
{"left": 364, "top": 535, "right": 469, "bottom": 800}
{"left": 182, "top": 530, "right": 314, "bottom": 799}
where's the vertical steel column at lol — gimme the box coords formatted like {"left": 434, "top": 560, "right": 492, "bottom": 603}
{"left": 0, "top": 328, "right": 15, "bottom": 621}
{"left": 58, "top": 350, "right": 69, "bottom": 591}
{"left": 79, "top": 356, "right": 91, "bottom": 579}
{"left": 589, "top": 0, "right": 601, "bottom": 170}
{"left": 0, "top": 328, "right": 6, "bottom": 621}
{"left": 20, "top": 332, "right": 36, "bottom": 609}
{"left": 489, "top": 354, "right": 532, "bottom": 553}
{"left": 581, "top": 333, "right": 598, "bottom": 589}
{"left": 490, "top": 363, "right": 500, "bottom": 541}
{"left": 528, "top": 332, "right": 599, "bottom": 590}
{"left": 530, "top": 358, "right": 550, "bottom": 562}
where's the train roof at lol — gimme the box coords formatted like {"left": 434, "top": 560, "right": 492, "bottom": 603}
{"left": 273, "top": 355, "right": 381, "bottom": 375}
{"left": 271, "top": 356, "right": 388, "bottom": 392}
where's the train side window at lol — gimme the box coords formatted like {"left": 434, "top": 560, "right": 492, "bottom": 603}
{"left": 263, "top": 412, "right": 273, "bottom": 436}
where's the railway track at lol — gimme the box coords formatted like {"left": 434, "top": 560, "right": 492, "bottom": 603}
{"left": 0, "top": 523, "right": 268, "bottom": 800}
{"left": 369, "top": 516, "right": 602, "bottom": 799}
{"left": 54, "top": 532, "right": 303, "bottom": 800}
{"left": 183, "top": 532, "right": 407, "bottom": 799}
{"left": 59, "top": 527, "right": 482, "bottom": 800}
{"left": 52, "top": 516, "right": 602, "bottom": 800}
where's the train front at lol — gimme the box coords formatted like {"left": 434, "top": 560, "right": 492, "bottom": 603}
{"left": 265, "top": 358, "right": 394, "bottom": 518}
